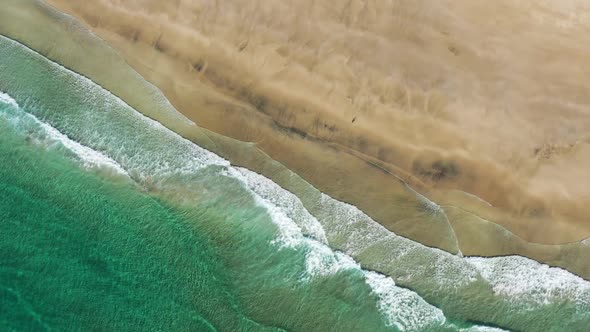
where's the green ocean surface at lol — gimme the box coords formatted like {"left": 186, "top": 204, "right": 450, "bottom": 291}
{"left": 0, "top": 34, "right": 588, "bottom": 331}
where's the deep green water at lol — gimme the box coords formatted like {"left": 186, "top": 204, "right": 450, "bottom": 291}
{"left": 0, "top": 34, "right": 589, "bottom": 331}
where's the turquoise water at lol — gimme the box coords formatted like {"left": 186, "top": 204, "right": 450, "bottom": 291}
{"left": 0, "top": 34, "right": 588, "bottom": 331}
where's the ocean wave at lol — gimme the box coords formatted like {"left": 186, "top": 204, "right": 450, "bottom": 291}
{"left": 364, "top": 271, "right": 446, "bottom": 331}
{"left": 226, "top": 166, "right": 448, "bottom": 331}
{"left": 316, "top": 192, "right": 590, "bottom": 330}
{"left": 0, "top": 94, "right": 127, "bottom": 176}
{"left": 0, "top": 37, "right": 227, "bottom": 184}
{"left": 459, "top": 327, "right": 507, "bottom": 332}
{"left": 0, "top": 91, "right": 18, "bottom": 107}
{"left": 468, "top": 256, "right": 590, "bottom": 308}
{"left": 227, "top": 167, "right": 328, "bottom": 243}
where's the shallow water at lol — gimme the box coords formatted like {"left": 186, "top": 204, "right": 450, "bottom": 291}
{"left": 0, "top": 34, "right": 588, "bottom": 331}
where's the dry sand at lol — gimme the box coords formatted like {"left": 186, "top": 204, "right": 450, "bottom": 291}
{"left": 4, "top": 0, "right": 590, "bottom": 277}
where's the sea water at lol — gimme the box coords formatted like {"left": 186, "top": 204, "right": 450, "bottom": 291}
{"left": 0, "top": 34, "right": 588, "bottom": 331}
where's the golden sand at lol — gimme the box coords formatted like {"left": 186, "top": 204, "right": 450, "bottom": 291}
{"left": 3, "top": 0, "right": 590, "bottom": 278}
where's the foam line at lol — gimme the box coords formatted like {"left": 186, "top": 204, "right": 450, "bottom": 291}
{"left": 0, "top": 91, "right": 18, "bottom": 107}
{"left": 0, "top": 92, "right": 128, "bottom": 176}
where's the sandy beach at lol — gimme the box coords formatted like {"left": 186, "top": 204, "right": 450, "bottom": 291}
{"left": 3, "top": 0, "right": 590, "bottom": 277}
{"left": 41, "top": 0, "right": 590, "bottom": 246}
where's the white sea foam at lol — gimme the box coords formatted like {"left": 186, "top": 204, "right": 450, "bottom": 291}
{"left": 225, "top": 167, "right": 353, "bottom": 275}
{"left": 122, "top": 108, "right": 228, "bottom": 177}
{"left": 1, "top": 38, "right": 228, "bottom": 181}
{"left": 467, "top": 256, "right": 590, "bottom": 309}
{"left": 317, "top": 193, "right": 480, "bottom": 288}
{"left": 459, "top": 326, "right": 508, "bottom": 332}
{"left": 228, "top": 167, "right": 327, "bottom": 243}
{"left": 304, "top": 242, "right": 359, "bottom": 278}
{"left": 364, "top": 271, "right": 446, "bottom": 331}
{"left": 226, "top": 167, "right": 450, "bottom": 331}
{"left": 317, "top": 193, "right": 394, "bottom": 256}
{"left": 315, "top": 190, "right": 590, "bottom": 328}
{"left": 0, "top": 91, "right": 18, "bottom": 107}
{"left": 36, "top": 120, "right": 129, "bottom": 176}
{"left": 251, "top": 186, "right": 448, "bottom": 331}
{"left": 0, "top": 92, "right": 128, "bottom": 176}
{"left": 249, "top": 183, "right": 360, "bottom": 278}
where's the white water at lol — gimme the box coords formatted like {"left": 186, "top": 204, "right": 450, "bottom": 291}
{"left": 318, "top": 190, "right": 590, "bottom": 302}
{"left": 459, "top": 327, "right": 507, "bottom": 332}
{"left": 468, "top": 256, "right": 590, "bottom": 308}
{"left": 0, "top": 91, "right": 17, "bottom": 107}
{"left": 38, "top": 120, "right": 129, "bottom": 176}
{"left": 1, "top": 87, "right": 450, "bottom": 330}
{"left": 364, "top": 271, "right": 446, "bottom": 331}
{"left": 0, "top": 93, "right": 127, "bottom": 175}
{"left": 227, "top": 166, "right": 448, "bottom": 331}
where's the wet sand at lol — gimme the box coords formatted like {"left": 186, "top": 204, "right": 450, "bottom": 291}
{"left": 3, "top": 0, "right": 590, "bottom": 278}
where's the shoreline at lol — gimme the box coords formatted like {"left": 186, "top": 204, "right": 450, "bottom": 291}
{"left": 3, "top": 38, "right": 589, "bottom": 329}
{"left": 3, "top": 0, "right": 590, "bottom": 279}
